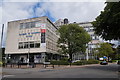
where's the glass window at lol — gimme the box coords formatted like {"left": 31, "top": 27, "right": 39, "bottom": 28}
{"left": 24, "top": 42, "right": 29, "bottom": 48}
{"left": 35, "top": 42, "right": 40, "bottom": 48}
{"left": 31, "top": 22, "right": 35, "bottom": 28}
{"left": 41, "top": 33, "right": 45, "bottom": 43}
{"left": 35, "top": 21, "right": 40, "bottom": 27}
{"left": 25, "top": 22, "right": 30, "bottom": 28}
{"left": 18, "top": 42, "right": 24, "bottom": 49}
{"left": 30, "top": 42, "right": 34, "bottom": 48}
{"left": 20, "top": 23, "right": 23, "bottom": 29}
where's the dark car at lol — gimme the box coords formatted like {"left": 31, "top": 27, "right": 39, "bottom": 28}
{"left": 117, "top": 60, "right": 120, "bottom": 65}
{"left": 100, "top": 61, "right": 108, "bottom": 65}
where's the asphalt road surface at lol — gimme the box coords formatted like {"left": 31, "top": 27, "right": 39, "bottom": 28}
{"left": 2, "top": 63, "right": 120, "bottom": 78}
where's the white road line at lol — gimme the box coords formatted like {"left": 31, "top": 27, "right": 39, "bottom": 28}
{"left": 3, "top": 75, "right": 15, "bottom": 78}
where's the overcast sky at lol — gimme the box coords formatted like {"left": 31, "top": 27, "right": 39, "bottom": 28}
{"left": 0, "top": 0, "right": 107, "bottom": 47}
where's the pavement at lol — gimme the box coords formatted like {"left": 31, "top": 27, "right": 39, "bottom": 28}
{"left": 1, "top": 63, "right": 119, "bottom": 78}
{"left": 2, "top": 63, "right": 100, "bottom": 70}
{"left": 1, "top": 63, "right": 100, "bottom": 76}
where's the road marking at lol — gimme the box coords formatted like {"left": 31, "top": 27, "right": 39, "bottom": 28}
{"left": 3, "top": 75, "right": 15, "bottom": 77}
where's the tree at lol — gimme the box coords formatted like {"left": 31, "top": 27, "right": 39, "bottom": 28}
{"left": 92, "top": 2, "right": 120, "bottom": 40}
{"left": 57, "top": 24, "right": 91, "bottom": 61}
{"left": 115, "top": 45, "right": 120, "bottom": 60}
{"left": 95, "top": 43, "right": 114, "bottom": 58}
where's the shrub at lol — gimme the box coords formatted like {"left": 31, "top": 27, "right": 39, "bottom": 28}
{"left": 87, "top": 60, "right": 99, "bottom": 64}
{"left": 112, "top": 60, "right": 118, "bottom": 62}
{"left": 71, "top": 61, "right": 83, "bottom": 65}
{"left": 0, "top": 61, "right": 3, "bottom": 67}
{"left": 50, "top": 60, "right": 69, "bottom": 65}
{"left": 72, "top": 60, "right": 99, "bottom": 65}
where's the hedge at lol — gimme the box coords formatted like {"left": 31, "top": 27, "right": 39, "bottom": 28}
{"left": 72, "top": 60, "right": 99, "bottom": 65}
{"left": 50, "top": 60, "right": 99, "bottom": 65}
{"left": 50, "top": 60, "right": 69, "bottom": 65}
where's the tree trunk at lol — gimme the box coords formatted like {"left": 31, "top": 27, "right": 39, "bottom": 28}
{"left": 69, "top": 54, "right": 72, "bottom": 66}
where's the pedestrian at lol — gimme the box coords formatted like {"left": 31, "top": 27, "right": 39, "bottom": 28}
{"left": 17, "top": 60, "right": 21, "bottom": 68}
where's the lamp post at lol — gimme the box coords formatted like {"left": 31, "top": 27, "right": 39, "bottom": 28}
{"left": 27, "top": 46, "right": 30, "bottom": 67}
{"left": 1, "top": 24, "right": 5, "bottom": 66}
{"left": 1, "top": 24, "right": 4, "bottom": 48}
{"left": 27, "top": 38, "right": 30, "bottom": 67}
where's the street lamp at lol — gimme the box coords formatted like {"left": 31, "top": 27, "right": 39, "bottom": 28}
{"left": 27, "top": 38, "right": 30, "bottom": 67}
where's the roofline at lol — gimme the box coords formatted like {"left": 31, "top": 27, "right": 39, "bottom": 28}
{"left": 8, "top": 16, "right": 48, "bottom": 23}
{"left": 78, "top": 22, "right": 92, "bottom": 24}
{"left": 8, "top": 16, "right": 58, "bottom": 30}
{"left": 46, "top": 17, "right": 58, "bottom": 30}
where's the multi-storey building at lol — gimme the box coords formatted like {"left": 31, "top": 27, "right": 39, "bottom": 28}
{"left": 54, "top": 19, "right": 102, "bottom": 61}
{"left": 55, "top": 18, "right": 103, "bottom": 61}
{"left": 54, "top": 18, "right": 69, "bottom": 29}
{"left": 5, "top": 16, "right": 60, "bottom": 63}
{"left": 78, "top": 22, "right": 102, "bottom": 60}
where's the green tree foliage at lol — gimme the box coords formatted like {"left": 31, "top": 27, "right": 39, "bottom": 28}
{"left": 115, "top": 45, "right": 120, "bottom": 60}
{"left": 96, "top": 43, "right": 114, "bottom": 57}
{"left": 92, "top": 2, "right": 120, "bottom": 40}
{"left": 57, "top": 24, "right": 91, "bottom": 60}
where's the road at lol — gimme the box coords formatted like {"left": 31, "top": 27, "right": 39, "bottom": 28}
{"left": 1, "top": 63, "right": 120, "bottom": 78}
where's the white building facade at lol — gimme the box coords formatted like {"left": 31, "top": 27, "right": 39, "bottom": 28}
{"left": 78, "top": 22, "right": 102, "bottom": 60}
{"left": 5, "top": 17, "right": 60, "bottom": 63}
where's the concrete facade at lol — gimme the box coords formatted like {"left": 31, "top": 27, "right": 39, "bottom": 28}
{"left": 78, "top": 22, "right": 102, "bottom": 60}
{"left": 5, "top": 16, "right": 60, "bottom": 63}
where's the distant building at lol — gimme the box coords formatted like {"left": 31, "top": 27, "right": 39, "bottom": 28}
{"left": 54, "top": 18, "right": 103, "bottom": 61}
{"left": 64, "top": 18, "right": 69, "bottom": 24}
{"left": 54, "top": 18, "right": 69, "bottom": 29}
{"left": 65, "top": 22, "right": 102, "bottom": 61}
{"left": 78, "top": 22, "right": 102, "bottom": 60}
{"left": 5, "top": 16, "right": 60, "bottom": 63}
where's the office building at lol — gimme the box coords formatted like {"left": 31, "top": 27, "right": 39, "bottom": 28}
{"left": 78, "top": 22, "right": 102, "bottom": 60}
{"left": 5, "top": 16, "right": 60, "bottom": 63}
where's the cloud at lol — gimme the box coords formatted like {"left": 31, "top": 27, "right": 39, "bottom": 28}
{"left": 1, "top": 1, "right": 106, "bottom": 47}
{"left": 0, "top": 2, "right": 37, "bottom": 47}
{"left": 35, "top": 2, "right": 106, "bottom": 22}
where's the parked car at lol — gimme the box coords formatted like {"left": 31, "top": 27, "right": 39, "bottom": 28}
{"left": 100, "top": 61, "right": 108, "bottom": 65}
{"left": 117, "top": 60, "right": 120, "bottom": 65}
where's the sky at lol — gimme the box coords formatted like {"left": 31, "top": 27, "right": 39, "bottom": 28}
{"left": 0, "top": 0, "right": 114, "bottom": 47}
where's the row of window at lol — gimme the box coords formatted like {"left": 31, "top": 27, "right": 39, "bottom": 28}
{"left": 41, "top": 33, "right": 45, "bottom": 43}
{"left": 46, "top": 41, "right": 58, "bottom": 52}
{"left": 18, "top": 41, "right": 40, "bottom": 49}
{"left": 90, "top": 35, "right": 99, "bottom": 40}
{"left": 20, "top": 21, "right": 41, "bottom": 29}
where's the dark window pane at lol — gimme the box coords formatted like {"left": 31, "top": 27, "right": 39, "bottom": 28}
{"left": 41, "top": 33, "right": 45, "bottom": 43}
{"left": 31, "top": 22, "right": 35, "bottom": 28}
{"left": 18, "top": 42, "right": 24, "bottom": 49}
{"left": 30, "top": 42, "right": 34, "bottom": 48}
{"left": 35, "top": 42, "right": 40, "bottom": 48}
{"left": 24, "top": 42, "right": 29, "bottom": 48}
{"left": 20, "top": 23, "right": 23, "bottom": 29}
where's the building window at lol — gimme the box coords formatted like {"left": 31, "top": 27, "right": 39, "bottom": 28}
{"left": 25, "top": 23, "right": 30, "bottom": 29}
{"left": 20, "top": 23, "right": 23, "bottom": 29}
{"left": 35, "top": 42, "right": 40, "bottom": 48}
{"left": 24, "top": 42, "right": 29, "bottom": 48}
{"left": 30, "top": 42, "right": 34, "bottom": 48}
{"left": 41, "top": 33, "right": 45, "bottom": 43}
{"left": 31, "top": 22, "right": 35, "bottom": 28}
{"left": 19, "top": 21, "right": 41, "bottom": 29}
{"left": 18, "top": 41, "right": 40, "bottom": 49}
{"left": 18, "top": 42, "right": 24, "bottom": 49}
